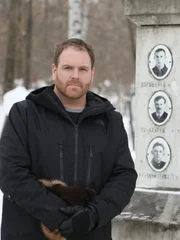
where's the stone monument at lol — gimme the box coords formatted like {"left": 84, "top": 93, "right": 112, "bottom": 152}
{"left": 112, "top": 1, "right": 180, "bottom": 239}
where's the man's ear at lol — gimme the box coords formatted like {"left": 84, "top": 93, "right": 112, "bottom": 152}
{"left": 52, "top": 64, "right": 57, "bottom": 81}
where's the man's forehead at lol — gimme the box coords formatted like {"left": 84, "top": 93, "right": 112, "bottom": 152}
{"left": 58, "top": 47, "right": 91, "bottom": 66}
{"left": 60, "top": 47, "right": 88, "bottom": 58}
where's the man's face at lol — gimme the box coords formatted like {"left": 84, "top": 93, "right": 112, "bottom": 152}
{"left": 52, "top": 47, "right": 95, "bottom": 100}
{"left": 152, "top": 145, "right": 164, "bottom": 163}
{"left": 154, "top": 51, "right": 166, "bottom": 69}
{"left": 154, "top": 98, "right": 165, "bottom": 115}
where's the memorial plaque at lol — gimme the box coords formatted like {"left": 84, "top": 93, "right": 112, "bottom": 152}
{"left": 148, "top": 44, "right": 173, "bottom": 80}
{"left": 146, "top": 137, "right": 171, "bottom": 172}
{"left": 148, "top": 91, "right": 172, "bottom": 126}
{"left": 135, "top": 26, "right": 180, "bottom": 189}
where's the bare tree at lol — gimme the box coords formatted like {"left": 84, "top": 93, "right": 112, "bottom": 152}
{"left": 3, "top": 0, "right": 33, "bottom": 92}
{"left": 44, "top": 0, "right": 49, "bottom": 43}
{"left": 15, "top": 0, "right": 24, "bottom": 81}
{"left": 24, "top": 0, "right": 33, "bottom": 88}
{"left": 68, "top": 0, "right": 91, "bottom": 40}
{"left": 68, "top": 0, "right": 82, "bottom": 38}
{"left": 1, "top": 0, "right": 136, "bottom": 98}
{"left": 81, "top": 0, "right": 91, "bottom": 40}
{"left": 4, "top": 0, "right": 19, "bottom": 93}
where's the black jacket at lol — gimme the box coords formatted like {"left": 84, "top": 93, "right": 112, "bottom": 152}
{"left": 0, "top": 85, "right": 137, "bottom": 240}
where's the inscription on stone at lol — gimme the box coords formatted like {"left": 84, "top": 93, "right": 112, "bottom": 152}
{"left": 139, "top": 82, "right": 168, "bottom": 88}
{"left": 140, "top": 127, "right": 165, "bottom": 133}
{"left": 138, "top": 172, "right": 179, "bottom": 181}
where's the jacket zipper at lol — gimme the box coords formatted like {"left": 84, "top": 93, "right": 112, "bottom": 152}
{"left": 59, "top": 144, "right": 64, "bottom": 182}
{"left": 74, "top": 125, "right": 78, "bottom": 185}
{"left": 86, "top": 145, "right": 93, "bottom": 187}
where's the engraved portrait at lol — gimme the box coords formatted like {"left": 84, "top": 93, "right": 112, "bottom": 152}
{"left": 148, "top": 44, "right": 173, "bottom": 80}
{"left": 147, "top": 137, "right": 171, "bottom": 172}
{"left": 148, "top": 91, "right": 172, "bottom": 126}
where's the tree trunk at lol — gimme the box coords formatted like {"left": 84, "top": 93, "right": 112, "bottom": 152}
{"left": 4, "top": 1, "right": 18, "bottom": 93}
{"left": 68, "top": 0, "right": 82, "bottom": 39}
{"left": 81, "top": 0, "right": 90, "bottom": 40}
{"left": 15, "top": 0, "right": 24, "bottom": 80}
{"left": 24, "top": 0, "right": 33, "bottom": 89}
{"left": 44, "top": 0, "right": 49, "bottom": 43}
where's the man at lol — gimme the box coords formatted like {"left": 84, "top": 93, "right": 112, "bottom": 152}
{"left": 152, "top": 48, "right": 168, "bottom": 77}
{"left": 0, "top": 38, "right": 137, "bottom": 240}
{"left": 151, "top": 95, "right": 168, "bottom": 123}
{"left": 151, "top": 142, "right": 166, "bottom": 170}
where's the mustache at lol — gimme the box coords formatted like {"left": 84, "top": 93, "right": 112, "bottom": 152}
{"left": 67, "top": 81, "right": 82, "bottom": 86}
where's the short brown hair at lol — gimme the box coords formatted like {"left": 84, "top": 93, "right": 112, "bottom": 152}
{"left": 53, "top": 38, "right": 95, "bottom": 68}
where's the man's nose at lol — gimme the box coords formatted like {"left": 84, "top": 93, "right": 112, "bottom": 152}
{"left": 72, "top": 69, "right": 79, "bottom": 79}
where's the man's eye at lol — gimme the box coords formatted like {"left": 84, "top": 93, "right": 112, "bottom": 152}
{"left": 64, "top": 66, "right": 71, "bottom": 70}
{"left": 80, "top": 68, "right": 87, "bottom": 71}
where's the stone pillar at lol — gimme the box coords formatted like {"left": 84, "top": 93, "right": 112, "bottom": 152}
{"left": 112, "top": 1, "right": 180, "bottom": 239}
{"left": 125, "top": 0, "right": 180, "bottom": 190}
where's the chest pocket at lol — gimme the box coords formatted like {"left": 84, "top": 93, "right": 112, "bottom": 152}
{"left": 79, "top": 113, "right": 121, "bottom": 192}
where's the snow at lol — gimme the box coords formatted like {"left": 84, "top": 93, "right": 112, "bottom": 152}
{"left": 3, "top": 86, "right": 31, "bottom": 116}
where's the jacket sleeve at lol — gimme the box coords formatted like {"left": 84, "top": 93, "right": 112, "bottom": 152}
{"left": 0, "top": 102, "right": 67, "bottom": 231}
{"left": 91, "top": 113, "right": 137, "bottom": 229}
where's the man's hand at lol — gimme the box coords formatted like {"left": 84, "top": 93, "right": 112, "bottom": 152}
{"left": 41, "top": 223, "right": 66, "bottom": 240}
{"left": 59, "top": 205, "right": 99, "bottom": 238}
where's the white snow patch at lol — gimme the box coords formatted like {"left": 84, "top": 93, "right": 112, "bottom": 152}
{"left": 3, "top": 86, "right": 30, "bottom": 116}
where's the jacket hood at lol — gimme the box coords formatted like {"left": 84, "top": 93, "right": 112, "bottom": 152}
{"left": 26, "top": 85, "right": 115, "bottom": 114}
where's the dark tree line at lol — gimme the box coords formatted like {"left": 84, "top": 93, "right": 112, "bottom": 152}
{"left": 4, "top": 0, "right": 32, "bottom": 93}
{"left": 1, "top": 0, "right": 136, "bottom": 98}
